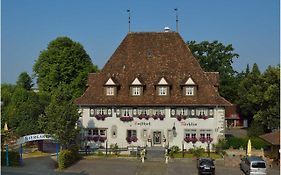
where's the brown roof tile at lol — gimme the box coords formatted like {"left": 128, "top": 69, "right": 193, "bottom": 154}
{"left": 75, "top": 32, "right": 232, "bottom": 106}
{"left": 260, "top": 130, "right": 280, "bottom": 145}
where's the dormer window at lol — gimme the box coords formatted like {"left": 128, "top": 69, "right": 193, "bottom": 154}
{"left": 132, "top": 86, "right": 141, "bottom": 96}
{"left": 186, "top": 86, "right": 194, "bottom": 96}
{"left": 181, "top": 77, "right": 197, "bottom": 96}
{"left": 159, "top": 86, "right": 167, "bottom": 96}
{"left": 130, "top": 77, "right": 144, "bottom": 96}
{"left": 106, "top": 87, "right": 115, "bottom": 96}
{"left": 156, "top": 77, "right": 170, "bottom": 96}
{"left": 104, "top": 77, "right": 119, "bottom": 96}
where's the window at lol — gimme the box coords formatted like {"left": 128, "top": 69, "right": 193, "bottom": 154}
{"left": 93, "top": 129, "right": 99, "bottom": 136}
{"left": 90, "top": 108, "right": 95, "bottom": 117}
{"left": 99, "top": 129, "right": 106, "bottom": 136}
{"left": 132, "top": 86, "right": 141, "bottom": 96}
{"left": 186, "top": 86, "right": 194, "bottom": 96}
{"left": 88, "top": 129, "right": 92, "bottom": 135}
{"left": 106, "top": 87, "right": 115, "bottom": 96}
{"left": 127, "top": 130, "right": 137, "bottom": 137}
{"left": 158, "top": 86, "right": 167, "bottom": 96}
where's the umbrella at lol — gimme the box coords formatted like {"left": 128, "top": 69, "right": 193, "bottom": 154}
{"left": 247, "top": 139, "right": 251, "bottom": 156}
{"left": 4, "top": 122, "right": 8, "bottom": 131}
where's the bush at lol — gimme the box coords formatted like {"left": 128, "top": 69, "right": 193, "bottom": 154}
{"left": 189, "top": 147, "right": 204, "bottom": 158}
{"left": 168, "top": 146, "right": 180, "bottom": 158}
{"left": 58, "top": 148, "right": 81, "bottom": 169}
{"left": 225, "top": 136, "right": 269, "bottom": 150}
{"left": 110, "top": 143, "right": 120, "bottom": 155}
{"left": 1, "top": 151, "right": 20, "bottom": 166}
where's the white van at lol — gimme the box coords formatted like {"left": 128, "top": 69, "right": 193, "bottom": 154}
{"left": 240, "top": 156, "right": 267, "bottom": 175}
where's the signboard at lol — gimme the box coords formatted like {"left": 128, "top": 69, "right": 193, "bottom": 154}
{"left": 17, "top": 134, "right": 55, "bottom": 145}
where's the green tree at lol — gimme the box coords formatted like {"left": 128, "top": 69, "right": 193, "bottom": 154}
{"left": 1, "top": 84, "right": 16, "bottom": 129}
{"left": 33, "top": 36, "right": 98, "bottom": 99}
{"left": 236, "top": 63, "right": 263, "bottom": 123}
{"left": 38, "top": 86, "right": 80, "bottom": 148}
{"left": 253, "top": 65, "right": 280, "bottom": 130}
{"left": 187, "top": 40, "right": 239, "bottom": 102}
{"left": 16, "top": 72, "right": 33, "bottom": 90}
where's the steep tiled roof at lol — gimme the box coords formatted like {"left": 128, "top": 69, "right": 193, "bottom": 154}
{"left": 75, "top": 32, "right": 232, "bottom": 106}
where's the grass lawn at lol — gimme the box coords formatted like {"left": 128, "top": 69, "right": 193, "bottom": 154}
{"left": 172, "top": 152, "right": 223, "bottom": 159}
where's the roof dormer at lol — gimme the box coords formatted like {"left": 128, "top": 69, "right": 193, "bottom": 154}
{"left": 130, "top": 77, "right": 145, "bottom": 96}
{"left": 104, "top": 77, "right": 119, "bottom": 96}
{"left": 131, "top": 77, "right": 142, "bottom": 86}
{"left": 181, "top": 76, "right": 197, "bottom": 96}
{"left": 157, "top": 77, "right": 169, "bottom": 85}
{"left": 105, "top": 78, "right": 116, "bottom": 86}
{"left": 156, "top": 77, "right": 170, "bottom": 96}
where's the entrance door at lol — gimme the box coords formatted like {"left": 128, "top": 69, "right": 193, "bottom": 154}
{"left": 153, "top": 131, "right": 161, "bottom": 145}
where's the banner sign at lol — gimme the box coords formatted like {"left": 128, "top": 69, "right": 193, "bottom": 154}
{"left": 17, "top": 134, "right": 55, "bottom": 145}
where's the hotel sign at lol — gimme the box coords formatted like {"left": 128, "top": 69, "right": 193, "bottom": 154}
{"left": 17, "top": 134, "right": 55, "bottom": 145}
{"left": 134, "top": 121, "right": 151, "bottom": 126}
{"left": 180, "top": 121, "right": 197, "bottom": 126}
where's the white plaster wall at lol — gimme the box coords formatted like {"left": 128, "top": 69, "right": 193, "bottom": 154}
{"left": 78, "top": 106, "right": 225, "bottom": 150}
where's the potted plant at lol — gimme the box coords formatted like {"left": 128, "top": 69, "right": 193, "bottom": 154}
{"left": 99, "top": 136, "right": 107, "bottom": 142}
{"left": 191, "top": 137, "right": 198, "bottom": 144}
{"left": 199, "top": 137, "right": 206, "bottom": 143}
{"left": 158, "top": 114, "right": 165, "bottom": 120}
{"left": 93, "top": 135, "right": 100, "bottom": 142}
{"left": 152, "top": 115, "right": 158, "bottom": 120}
{"left": 176, "top": 115, "right": 182, "bottom": 121}
{"left": 184, "top": 136, "right": 191, "bottom": 143}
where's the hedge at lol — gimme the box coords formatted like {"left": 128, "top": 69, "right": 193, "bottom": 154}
{"left": 1, "top": 151, "right": 20, "bottom": 166}
{"left": 225, "top": 137, "right": 269, "bottom": 149}
{"left": 58, "top": 147, "right": 81, "bottom": 169}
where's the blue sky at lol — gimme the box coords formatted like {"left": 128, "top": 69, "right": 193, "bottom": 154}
{"left": 2, "top": 0, "right": 280, "bottom": 84}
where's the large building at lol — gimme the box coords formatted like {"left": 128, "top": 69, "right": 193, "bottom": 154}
{"left": 75, "top": 31, "right": 232, "bottom": 150}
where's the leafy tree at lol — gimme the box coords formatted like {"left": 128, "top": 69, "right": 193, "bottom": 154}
{"left": 7, "top": 88, "right": 44, "bottom": 136}
{"left": 1, "top": 84, "right": 16, "bottom": 129}
{"left": 187, "top": 40, "right": 239, "bottom": 102}
{"left": 253, "top": 65, "right": 280, "bottom": 130}
{"left": 236, "top": 63, "right": 263, "bottom": 124}
{"left": 38, "top": 86, "right": 80, "bottom": 148}
{"left": 16, "top": 72, "right": 33, "bottom": 90}
{"left": 33, "top": 36, "right": 98, "bottom": 99}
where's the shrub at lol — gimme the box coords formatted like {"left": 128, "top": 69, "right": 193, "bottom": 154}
{"left": 169, "top": 146, "right": 180, "bottom": 158}
{"left": 225, "top": 136, "right": 269, "bottom": 150}
{"left": 189, "top": 147, "right": 204, "bottom": 158}
{"left": 58, "top": 148, "right": 81, "bottom": 169}
{"left": 110, "top": 143, "right": 120, "bottom": 155}
{"left": 1, "top": 151, "right": 20, "bottom": 166}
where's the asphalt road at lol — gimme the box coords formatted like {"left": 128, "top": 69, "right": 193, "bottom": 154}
{"left": 1, "top": 156, "right": 280, "bottom": 175}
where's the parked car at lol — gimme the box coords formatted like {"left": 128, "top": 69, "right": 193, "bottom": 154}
{"left": 240, "top": 156, "right": 267, "bottom": 175}
{"left": 197, "top": 158, "right": 215, "bottom": 175}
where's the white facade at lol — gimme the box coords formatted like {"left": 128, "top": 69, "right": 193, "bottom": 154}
{"left": 78, "top": 106, "right": 225, "bottom": 150}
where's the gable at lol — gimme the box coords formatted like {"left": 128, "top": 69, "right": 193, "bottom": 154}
{"left": 185, "top": 77, "right": 196, "bottom": 85}
{"left": 158, "top": 77, "right": 168, "bottom": 85}
{"left": 105, "top": 78, "right": 116, "bottom": 86}
{"left": 131, "top": 77, "right": 142, "bottom": 85}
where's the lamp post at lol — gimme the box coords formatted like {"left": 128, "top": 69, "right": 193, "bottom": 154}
{"left": 206, "top": 138, "right": 213, "bottom": 158}
{"left": 172, "top": 122, "right": 177, "bottom": 137}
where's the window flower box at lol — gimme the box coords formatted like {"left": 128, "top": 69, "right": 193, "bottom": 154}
{"left": 206, "top": 137, "right": 213, "bottom": 143}
{"left": 95, "top": 114, "right": 107, "bottom": 121}
{"left": 182, "top": 115, "right": 187, "bottom": 120}
{"left": 138, "top": 114, "right": 150, "bottom": 120}
{"left": 198, "top": 115, "right": 208, "bottom": 120}
{"left": 158, "top": 114, "right": 165, "bottom": 120}
{"left": 199, "top": 137, "right": 206, "bottom": 143}
{"left": 191, "top": 137, "right": 198, "bottom": 144}
{"left": 184, "top": 136, "right": 191, "bottom": 143}
{"left": 99, "top": 136, "right": 107, "bottom": 142}
{"left": 126, "top": 136, "right": 138, "bottom": 143}
{"left": 93, "top": 135, "right": 100, "bottom": 142}
{"left": 120, "top": 116, "right": 134, "bottom": 122}
{"left": 176, "top": 115, "right": 182, "bottom": 121}
{"left": 152, "top": 115, "right": 158, "bottom": 120}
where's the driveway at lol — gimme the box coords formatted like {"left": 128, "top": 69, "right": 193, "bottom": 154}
{"left": 2, "top": 156, "right": 280, "bottom": 175}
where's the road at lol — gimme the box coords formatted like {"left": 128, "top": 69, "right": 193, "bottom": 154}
{"left": 2, "top": 156, "right": 280, "bottom": 175}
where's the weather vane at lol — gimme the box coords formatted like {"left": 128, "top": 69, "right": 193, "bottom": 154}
{"left": 174, "top": 8, "right": 179, "bottom": 33}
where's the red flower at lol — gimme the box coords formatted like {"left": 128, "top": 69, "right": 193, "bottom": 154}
{"left": 191, "top": 137, "right": 198, "bottom": 144}
{"left": 206, "top": 137, "right": 213, "bottom": 143}
{"left": 177, "top": 115, "right": 182, "bottom": 121}
{"left": 199, "top": 137, "right": 206, "bottom": 143}
{"left": 152, "top": 115, "right": 158, "bottom": 120}
{"left": 158, "top": 115, "right": 165, "bottom": 120}
{"left": 93, "top": 135, "right": 100, "bottom": 142}
{"left": 120, "top": 116, "right": 134, "bottom": 122}
{"left": 184, "top": 136, "right": 191, "bottom": 143}
{"left": 99, "top": 136, "right": 107, "bottom": 142}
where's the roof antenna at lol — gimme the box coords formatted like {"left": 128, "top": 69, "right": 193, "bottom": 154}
{"left": 127, "top": 9, "right": 131, "bottom": 33}
{"left": 174, "top": 8, "right": 179, "bottom": 33}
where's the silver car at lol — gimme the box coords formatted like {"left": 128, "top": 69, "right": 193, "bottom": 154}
{"left": 240, "top": 156, "right": 267, "bottom": 175}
